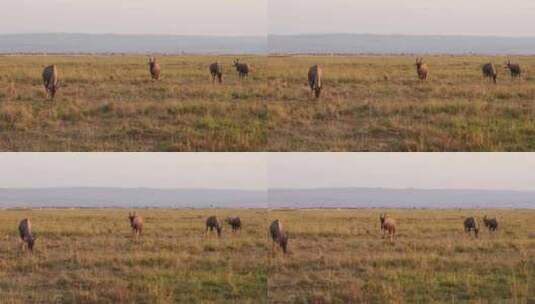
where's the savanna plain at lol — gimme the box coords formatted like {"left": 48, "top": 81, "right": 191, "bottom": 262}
{"left": 0, "top": 208, "right": 533, "bottom": 303}
{"left": 2, "top": 55, "right": 535, "bottom": 151}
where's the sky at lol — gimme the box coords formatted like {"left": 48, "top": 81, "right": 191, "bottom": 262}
{"left": 1, "top": 0, "right": 267, "bottom": 36}
{"left": 269, "top": 0, "right": 535, "bottom": 36}
{"left": 3, "top": 1, "right": 535, "bottom": 37}
{"left": 0, "top": 153, "right": 535, "bottom": 192}
{"left": 0, "top": 153, "right": 267, "bottom": 190}
{"left": 268, "top": 153, "right": 535, "bottom": 191}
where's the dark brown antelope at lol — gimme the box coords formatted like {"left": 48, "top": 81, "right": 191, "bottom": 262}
{"left": 379, "top": 213, "right": 396, "bottom": 242}
{"left": 464, "top": 217, "right": 479, "bottom": 238}
{"left": 18, "top": 218, "right": 36, "bottom": 253}
{"left": 233, "top": 59, "right": 250, "bottom": 79}
{"left": 42, "top": 65, "right": 59, "bottom": 99}
{"left": 128, "top": 212, "right": 143, "bottom": 237}
{"left": 148, "top": 57, "right": 161, "bottom": 80}
{"left": 269, "top": 219, "right": 288, "bottom": 254}
{"left": 482, "top": 63, "right": 497, "bottom": 84}
{"left": 483, "top": 215, "right": 498, "bottom": 232}
{"left": 209, "top": 62, "right": 223, "bottom": 83}
{"left": 308, "top": 65, "right": 323, "bottom": 98}
{"left": 415, "top": 57, "right": 429, "bottom": 80}
{"left": 225, "top": 216, "right": 241, "bottom": 233}
{"left": 505, "top": 60, "right": 521, "bottom": 79}
{"left": 206, "top": 216, "right": 222, "bottom": 237}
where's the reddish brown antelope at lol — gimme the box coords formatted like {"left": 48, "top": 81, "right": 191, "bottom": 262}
{"left": 148, "top": 57, "right": 161, "bottom": 80}
{"left": 128, "top": 212, "right": 143, "bottom": 237}
{"left": 415, "top": 57, "right": 429, "bottom": 80}
{"left": 379, "top": 213, "right": 396, "bottom": 242}
{"left": 269, "top": 219, "right": 288, "bottom": 254}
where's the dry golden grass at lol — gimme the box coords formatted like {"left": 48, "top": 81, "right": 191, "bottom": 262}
{"left": 2, "top": 55, "right": 535, "bottom": 151}
{"left": 0, "top": 55, "right": 268, "bottom": 151}
{"left": 0, "top": 208, "right": 533, "bottom": 303}
{"left": 267, "top": 55, "right": 535, "bottom": 151}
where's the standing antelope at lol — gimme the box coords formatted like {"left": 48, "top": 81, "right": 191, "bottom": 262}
{"left": 482, "top": 63, "right": 497, "bottom": 84}
{"left": 225, "top": 216, "right": 241, "bottom": 233}
{"left": 128, "top": 212, "right": 143, "bottom": 237}
{"left": 206, "top": 216, "right": 222, "bottom": 237}
{"left": 42, "top": 65, "right": 59, "bottom": 99}
{"left": 379, "top": 213, "right": 396, "bottom": 242}
{"left": 415, "top": 57, "right": 429, "bottom": 80}
{"left": 483, "top": 216, "right": 498, "bottom": 232}
{"left": 209, "top": 62, "right": 223, "bottom": 83}
{"left": 464, "top": 217, "right": 479, "bottom": 238}
{"left": 308, "top": 65, "right": 323, "bottom": 98}
{"left": 148, "top": 57, "right": 161, "bottom": 80}
{"left": 19, "top": 218, "right": 36, "bottom": 253}
{"left": 233, "top": 59, "right": 250, "bottom": 79}
{"left": 505, "top": 60, "right": 521, "bottom": 79}
{"left": 269, "top": 219, "right": 288, "bottom": 254}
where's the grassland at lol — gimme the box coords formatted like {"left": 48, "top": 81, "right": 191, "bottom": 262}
{"left": 0, "top": 208, "right": 534, "bottom": 303}
{"left": 0, "top": 55, "right": 268, "bottom": 151}
{"left": 2, "top": 55, "right": 535, "bottom": 151}
{"left": 267, "top": 55, "right": 535, "bottom": 151}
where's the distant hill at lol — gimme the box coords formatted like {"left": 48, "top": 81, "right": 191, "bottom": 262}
{"left": 0, "top": 33, "right": 267, "bottom": 54}
{"left": 269, "top": 33, "right": 535, "bottom": 55}
{"left": 269, "top": 188, "right": 535, "bottom": 209}
{"left": 0, "top": 188, "right": 267, "bottom": 208}
{"left": 0, "top": 187, "right": 533, "bottom": 209}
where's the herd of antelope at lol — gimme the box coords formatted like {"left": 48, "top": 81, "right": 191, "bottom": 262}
{"left": 39, "top": 57, "right": 524, "bottom": 99}
{"left": 15, "top": 212, "right": 499, "bottom": 255}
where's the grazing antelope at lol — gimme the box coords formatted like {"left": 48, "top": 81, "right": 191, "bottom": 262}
{"left": 269, "top": 219, "right": 288, "bottom": 254}
{"left": 464, "top": 217, "right": 479, "bottom": 238}
{"left": 42, "top": 65, "right": 59, "bottom": 99}
{"left": 209, "top": 62, "right": 223, "bottom": 83}
{"left": 148, "top": 57, "right": 161, "bottom": 80}
{"left": 483, "top": 215, "right": 498, "bottom": 232}
{"left": 505, "top": 60, "right": 521, "bottom": 79}
{"left": 206, "top": 216, "right": 222, "bottom": 238}
{"left": 307, "top": 65, "right": 323, "bottom": 98}
{"left": 233, "top": 59, "right": 250, "bottom": 79}
{"left": 18, "top": 218, "right": 36, "bottom": 253}
{"left": 225, "top": 216, "right": 241, "bottom": 233}
{"left": 482, "top": 63, "right": 497, "bottom": 84}
{"left": 128, "top": 212, "right": 143, "bottom": 237}
{"left": 379, "top": 213, "right": 396, "bottom": 242}
{"left": 415, "top": 57, "right": 429, "bottom": 80}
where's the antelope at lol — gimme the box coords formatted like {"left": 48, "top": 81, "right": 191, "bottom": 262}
{"left": 379, "top": 213, "right": 396, "bottom": 242}
{"left": 128, "top": 212, "right": 143, "bottom": 237}
{"left": 269, "top": 219, "right": 288, "bottom": 254}
{"left": 464, "top": 217, "right": 479, "bottom": 238}
{"left": 483, "top": 215, "right": 498, "bottom": 232}
{"left": 225, "top": 216, "right": 241, "bottom": 233}
{"left": 19, "top": 218, "right": 36, "bottom": 253}
{"left": 42, "top": 65, "right": 59, "bottom": 99}
{"left": 233, "top": 59, "right": 250, "bottom": 79}
{"left": 482, "top": 63, "right": 497, "bottom": 84}
{"left": 209, "top": 62, "right": 223, "bottom": 83}
{"left": 206, "top": 216, "right": 222, "bottom": 237}
{"left": 415, "top": 57, "right": 429, "bottom": 80}
{"left": 148, "top": 57, "right": 161, "bottom": 80}
{"left": 307, "top": 65, "right": 323, "bottom": 98}
{"left": 505, "top": 60, "right": 521, "bottom": 79}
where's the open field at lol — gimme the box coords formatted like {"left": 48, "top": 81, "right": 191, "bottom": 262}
{"left": 0, "top": 209, "right": 268, "bottom": 303}
{"left": 0, "top": 55, "right": 268, "bottom": 151}
{"left": 2, "top": 55, "right": 535, "bottom": 151}
{"left": 0, "top": 208, "right": 534, "bottom": 303}
{"left": 267, "top": 55, "right": 535, "bottom": 151}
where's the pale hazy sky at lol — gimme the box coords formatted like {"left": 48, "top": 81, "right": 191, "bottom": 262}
{"left": 269, "top": 0, "right": 535, "bottom": 36}
{"left": 0, "top": 153, "right": 267, "bottom": 190}
{"left": 1, "top": 153, "right": 535, "bottom": 192}
{"left": 269, "top": 153, "right": 535, "bottom": 191}
{"left": 1, "top": 0, "right": 267, "bottom": 36}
